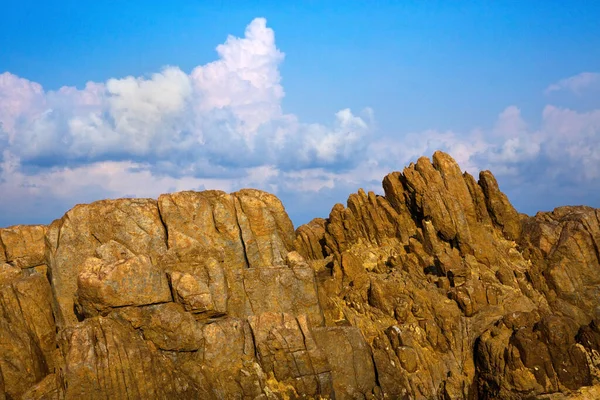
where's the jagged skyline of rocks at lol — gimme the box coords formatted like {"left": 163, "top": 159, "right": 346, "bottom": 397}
{"left": 1, "top": 151, "right": 599, "bottom": 399}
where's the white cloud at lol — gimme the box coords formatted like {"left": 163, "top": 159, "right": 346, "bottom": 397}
{"left": 0, "top": 72, "right": 46, "bottom": 141}
{"left": 1, "top": 17, "right": 600, "bottom": 227}
{"left": 1, "top": 98, "right": 600, "bottom": 226}
{"left": 1, "top": 18, "right": 372, "bottom": 172}
{"left": 372, "top": 104, "right": 600, "bottom": 189}
{"left": 190, "top": 18, "right": 285, "bottom": 137}
{"left": 541, "top": 105, "right": 600, "bottom": 180}
{"left": 545, "top": 72, "right": 600, "bottom": 95}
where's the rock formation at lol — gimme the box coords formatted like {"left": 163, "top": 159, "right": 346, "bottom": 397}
{"left": 1, "top": 151, "right": 599, "bottom": 399}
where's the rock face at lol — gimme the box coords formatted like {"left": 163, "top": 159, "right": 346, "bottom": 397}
{"left": 1, "top": 152, "right": 600, "bottom": 399}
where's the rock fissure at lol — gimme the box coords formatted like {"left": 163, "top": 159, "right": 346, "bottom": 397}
{"left": 233, "top": 199, "right": 252, "bottom": 270}
{"left": 156, "top": 204, "right": 170, "bottom": 251}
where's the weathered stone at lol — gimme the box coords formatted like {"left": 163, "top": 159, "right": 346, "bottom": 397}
{"left": 75, "top": 254, "right": 172, "bottom": 317}
{"left": 157, "top": 189, "right": 294, "bottom": 270}
{"left": 248, "top": 312, "right": 334, "bottom": 398}
{"left": 20, "top": 373, "right": 60, "bottom": 400}
{"left": 46, "top": 198, "right": 168, "bottom": 327}
{"left": 295, "top": 152, "right": 600, "bottom": 398}
{"left": 234, "top": 189, "right": 295, "bottom": 268}
{"left": 197, "top": 317, "right": 264, "bottom": 398}
{"left": 2, "top": 151, "right": 600, "bottom": 399}
{"left": 312, "top": 326, "right": 377, "bottom": 398}
{"left": 168, "top": 270, "right": 215, "bottom": 313}
{"left": 0, "top": 225, "right": 46, "bottom": 268}
{"left": 0, "top": 273, "right": 56, "bottom": 399}
{"left": 241, "top": 266, "right": 324, "bottom": 326}
{"left": 57, "top": 316, "right": 207, "bottom": 399}
{"left": 479, "top": 170, "right": 522, "bottom": 240}
{"left": 295, "top": 218, "right": 327, "bottom": 260}
{"left": 0, "top": 262, "right": 21, "bottom": 285}
{"left": 94, "top": 239, "right": 136, "bottom": 263}
{"left": 475, "top": 312, "right": 595, "bottom": 398}
{"left": 113, "top": 302, "right": 204, "bottom": 352}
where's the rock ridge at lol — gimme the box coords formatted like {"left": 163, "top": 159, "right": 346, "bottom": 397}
{"left": 1, "top": 151, "right": 599, "bottom": 399}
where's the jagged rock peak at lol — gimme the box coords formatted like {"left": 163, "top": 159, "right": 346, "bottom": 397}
{"left": 295, "top": 151, "right": 522, "bottom": 261}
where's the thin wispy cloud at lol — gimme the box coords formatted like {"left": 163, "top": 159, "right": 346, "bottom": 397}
{"left": 545, "top": 72, "right": 600, "bottom": 95}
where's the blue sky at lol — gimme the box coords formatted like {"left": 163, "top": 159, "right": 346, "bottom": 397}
{"left": 1, "top": 1, "right": 599, "bottom": 227}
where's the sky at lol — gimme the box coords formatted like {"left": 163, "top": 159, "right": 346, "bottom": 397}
{"left": 1, "top": 1, "right": 600, "bottom": 228}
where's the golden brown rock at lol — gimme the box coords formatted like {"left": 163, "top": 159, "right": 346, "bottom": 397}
{"left": 196, "top": 317, "right": 263, "bottom": 398}
{"left": 312, "top": 326, "right": 377, "bottom": 398}
{"left": 20, "top": 374, "right": 60, "bottom": 400}
{"left": 0, "top": 273, "right": 56, "bottom": 399}
{"left": 46, "top": 198, "right": 168, "bottom": 327}
{"left": 0, "top": 263, "right": 21, "bottom": 285}
{"left": 113, "top": 302, "right": 204, "bottom": 351}
{"left": 57, "top": 316, "right": 207, "bottom": 399}
{"left": 168, "top": 270, "right": 215, "bottom": 313}
{"left": 479, "top": 170, "right": 522, "bottom": 240}
{"left": 241, "top": 266, "right": 324, "bottom": 326}
{"left": 157, "top": 189, "right": 294, "bottom": 270}
{"left": 295, "top": 218, "right": 327, "bottom": 260}
{"left": 248, "top": 312, "right": 333, "bottom": 398}
{"left": 2, "top": 151, "right": 600, "bottom": 399}
{"left": 296, "top": 152, "right": 599, "bottom": 398}
{"left": 0, "top": 367, "right": 5, "bottom": 400}
{"left": 75, "top": 254, "right": 172, "bottom": 317}
{"left": 0, "top": 225, "right": 46, "bottom": 268}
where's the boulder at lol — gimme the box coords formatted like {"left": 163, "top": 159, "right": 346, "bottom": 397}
{"left": 0, "top": 225, "right": 47, "bottom": 268}
{"left": 0, "top": 273, "right": 56, "bottom": 399}
{"left": 45, "top": 198, "right": 168, "bottom": 327}
{"left": 75, "top": 254, "right": 172, "bottom": 317}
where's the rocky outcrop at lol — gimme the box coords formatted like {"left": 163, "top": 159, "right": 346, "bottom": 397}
{"left": 1, "top": 152, "right": 599, "bottom": 399}
{"left": 45, "top": 198, "right": 168, "bottom": 328}
{"left": 0, "top": 273, "right": 56, "bottom": 399}
{"left": 75, "top": 255, "right": 173, "bottom": 317}
{"left": 295, "top": 152, "right": 599, "bottom": 399}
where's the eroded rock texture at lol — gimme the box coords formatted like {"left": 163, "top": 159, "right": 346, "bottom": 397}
{"left": 1, "top": 152, "right": 599, "bottom": 399}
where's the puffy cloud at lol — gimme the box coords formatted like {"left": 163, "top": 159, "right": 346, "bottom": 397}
{"left": 0, "top": 17, "right": 374, "bottom": 226}
{"left": 541, "top": 105, "right": 600, "bottom": 180}
{"left": 545, "top": 72, "right": 600, "bottom": 95}
{"left": 1, "top": 18, "right": 372, "bottom": 173}
{"left": 370, "top": 103, "right": 600, "bottom": 214}
{"left": 190, "top": 17, "right": 285, "bottom": 135}
{"left": 0, "top": 72, "right": 46, "bottom": 140}
{"left": 1, "top": 17, "right": 600, "bottom": 228}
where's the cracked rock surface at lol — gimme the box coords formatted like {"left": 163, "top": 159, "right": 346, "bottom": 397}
{"left": 1, "top": 152, "right": 600, "bottom": 399}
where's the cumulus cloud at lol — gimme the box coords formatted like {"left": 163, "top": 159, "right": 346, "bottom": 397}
{"left": 0, "top": 17, "right": 378, "bottom": 226}
{"left": 545, "top": 72, "right": 600, "bottom": 94}
{"left": 1, "top": 17, "right": 600, "bottom": 227}
{"left": 0, "top": 73, "right": 46, "bottom": 138}
{"left": 1, "top": 18, "right": 372, "bottom": 174}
